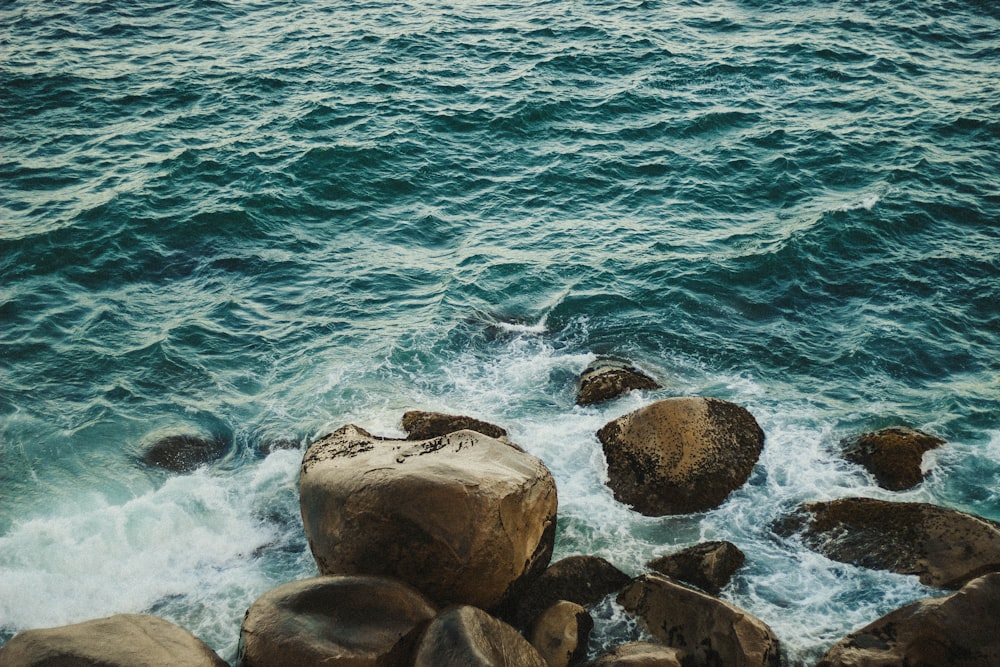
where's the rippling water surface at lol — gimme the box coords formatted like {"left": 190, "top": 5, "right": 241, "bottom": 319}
{"left": 2, "top": 0, "right": 998, "bottom": 663}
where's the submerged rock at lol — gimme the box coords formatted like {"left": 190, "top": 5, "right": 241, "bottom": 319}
{"left": 618, "top": 573, "right": 781, "bottom": 667}
{"left": 585, "top": 641, "right": 686, "bottom": 667}
{"left": 777, "top": 497, "right": 1000, "bottom": 589}
{"left": 597, "top": 397, "right": 765, "bottom": 515}
{"left": 411, "top": 605, "right": 548, "bottom": 667}
{"left": 841, "top": 426, "right": 945, "bottom": 491}
{"left": 141, "top": 432, "right": 229, "bottom": 472}
{"left": 238, "top": 575, "right": 436, "bottom": 667}
{"left": 817, "top": 573, "right": 1000, "bottom": 667}
{"left": 500, "top": 554, "right": 632, "bottom": 630}
{"left": 576, "top": 358, "right": 661, "bottom": 406}
{"left": 0, "top": 614, "right": 227, "bottom": 667}
{"left": 299, "top": 424, "right": 557, "bottom": 610}
{"left": 647, "top": 540, "right": 746, "bottom": 595}
{"left": 401, "top": 410, "right": 508, "bottom": 440}
{"left": 528, "top": 600, "right": 593, "bottom": 667}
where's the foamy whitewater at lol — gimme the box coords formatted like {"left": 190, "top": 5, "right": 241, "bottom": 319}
{"left": 1, "top": 0, "right": 998, "bottom": 664}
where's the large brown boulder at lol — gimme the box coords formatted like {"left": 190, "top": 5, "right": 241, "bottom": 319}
{"left": 597, "top": 398, "right": 764, "bottom": 515}
{"left": 817, "top": 573, "right": 1000, "bottom": 667}
{"left": 841, "top": 426, "right": 945, "bottom": 491}
{"left": 647, "top": 540, "right": 745, "bottom": 595}
{"left": 411, "top": 605, "right": 548, "bottom": 667}
{"left": 0, "top": 614, "right": 227, "bottom": 667}
{"left": 299, "top": 424, "right": 558, "bottom": 610}
{"left": 238, "top": 575, "right": 437, "bottom": 667}
{"left": 401, "top": 410, "right": 508, "bottom": 440}
{"left": 501, "top": 555, "right": 632, "bottom": 630}
{"left": 585, "top": 641, "right": 686, "bottom": 666}
{"left": 576, "top": 358, "right": 661, "bottom": 406}
{"left": 618, "top": 573, "right": 781, "bottom": 667}
{"left": 777, "top": 497, "right": 1000, "bottom": 589}
{"left": 528, "top": 600, "right": 593, "bottom": 667}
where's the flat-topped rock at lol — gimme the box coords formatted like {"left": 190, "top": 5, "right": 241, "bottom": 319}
{"left": 238, "top": 575, "right": 437, "bottom": 667}
{"left": 777, "top": 497, "right": 1000, "bottom": 589}
{"left": 299, "top": 424, "right": 557, "bottom": 610}
{"left": 401, "top": 410, "right": 508, "bottom": 440}
{"left": 0, "top": 614, "right": 226, "bottom": 667}
{"left": 598, "top": 397, "right": 764, "bottom": 515}
{"left": 585, "top": 641, "right": 686, "bottom": 666}
{"left": 647, "top": 540, "right": 746, "bottom": 595}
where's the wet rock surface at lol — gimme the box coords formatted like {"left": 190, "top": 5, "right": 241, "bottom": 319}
{"left": 777, "top": 497, "right": 1000, "bottom": 589}
{"left": 141, "top": 432, "right": 229, "bottom": 472}
{"left": 817, "top": 573, "right": 1000, "bottom": 667}
{"left": 647, "top": 540, "right": 746, "bottom": 595}
{"left": 576, "top": 358, "right": 660, "bottom": 406}
{"left": 841, "top": 426, "right": 945, "bottom": 491}
{"left": 401, "top": 410, "right": 508, "bottom": 440}
{"left": 598, "top": 397, "right": 765, "bottom": 515}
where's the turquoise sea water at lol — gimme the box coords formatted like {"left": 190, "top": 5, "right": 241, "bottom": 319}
{"left": 1, "top": 0, "right": 998, "bottom": 663}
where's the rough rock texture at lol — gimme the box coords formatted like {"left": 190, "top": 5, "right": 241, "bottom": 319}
{"left": 576, "top": 358, "right": 661, "bottom": 406}
{"left": 141, "top": 432, "right": 229, "bottom": 472}
{"left": 299, "top": 424, "right": 558, "bottom": 610}
{"left": 0, "top": 614, "right": 227, "bottom": 667}
{"left": 238, "top": 575, "right": 437, "bottom": 667}
{"left": 618, "top": 573, "right": 781, "bottom": 667}
{"left": 777, "top": 497, "right": 1000, "bottom": 589}
{"left": 501, "top": 555, "right": 632, "bottom": 630}
{"left": 401, "top": 410, "right": 508, "bottom": 441}
{"left": 647, "top": 541, "right": 746, "bottom": 596}
{"left": 411, "top": 605, "right": 548, "bottom": 667}
{"left": 817, "top": 573, "right": 1000, "bottom": 667}
{"left": 841, "top": 426, "right": 946, "bottom": 491}
{"left": 585, "top": 641, "right": 686, "bottom": 667}
{"left": 528, "top": 600, "right": 593, "bottom": 667}
{"left": 597, "top": 397, "right": 765, "bottom": 515}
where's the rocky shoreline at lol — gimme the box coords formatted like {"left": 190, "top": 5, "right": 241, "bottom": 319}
{"left": 2, "top": 359, "right": 998, "bottom": 666}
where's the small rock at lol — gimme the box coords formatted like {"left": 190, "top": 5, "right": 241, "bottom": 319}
{"left": 777, "top": 497, "right": 1000, "bottom": 589}
{"left": 500, "top": 555, "right": 632, "bottom": 630}
{"left": 0, "top": 614, "right": 227, "bottom": 667}
{"left": 585, "top": 641, "right": 686, "bottom": 667}
{"left": 299, "top": 425, "right": 557, "bottom": 610}
{"left": 411, "top": 605, "right": 548, "bottom": 667}
{"left": 141, "top": 432, "right": 229, "bottom": 472}
{"left": 597, "top": 397, "right": 765, "bottom": 515}
{"left": 841, "top": 426, "right": 946, "bottom": 491}
{"left": 618, "top": 573, "right": 781, "bottom": 667}
{"left": 529, "top": 601, "right": 593, "bottom": 667}
{"left": 817, "top": 573, "right": 1000, "bottom": 667}
{"left": 647, "top": 541, "right": 745, "bottom": 595}
{"left": 401, "top": 410, "right": 508, "bottom": 440}
{"left": 576, "top": 358, "right": 661, "bottom": 406}
{"left": 238, "top": 575, "right": 437, "bottom": 667}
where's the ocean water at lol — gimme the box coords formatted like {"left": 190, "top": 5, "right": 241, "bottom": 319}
{"left": 1, "top": 0, "right": 998, "bottom": 663}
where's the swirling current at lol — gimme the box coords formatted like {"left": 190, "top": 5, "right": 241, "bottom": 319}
{"left": 1, "top": 0, "right": 998, "bottom": 664}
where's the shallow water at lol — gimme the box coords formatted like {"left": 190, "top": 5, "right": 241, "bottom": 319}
{"left": 2, "top": 0, "right": 998, "bottom": 663}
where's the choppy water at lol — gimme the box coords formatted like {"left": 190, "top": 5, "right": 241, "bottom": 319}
{"left": 1, "top": 0, "right": 998, "bottom": 663}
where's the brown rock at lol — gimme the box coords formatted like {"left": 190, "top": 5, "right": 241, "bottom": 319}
{"left": 597, "top": 397, "right": 765, "bottom": 515}
{"left": 141, "top": 432, "right": 229, "bottom": 472}
{"left": 576, "top": 358, "right": 661, "bottom": 406}
{"left": 618, "top": 573, "right": 781, "bottom": 667}
{"left": 585, "top": 641, "right": 686, "bottom": 666}
{"left": 647, "top": 541, "right": 745, "bottom": 595}
{"left": 299, "top": 425, "right": 558, "bottom": 610}
{"left": 842, "top": 426, "right": 946, "bottom": 491}
{"left": 238, "top": 575, "right": 437, "bottom": 667}
{"left": 501, "top": 555, "right": 632, "bottom": 630}
{"left": 0, "top": 614, "right": 227, "bottom": 667}
{"left": 529, "top": 601, "right": 593, "bottom": 667}
{"left": 411, "top": 605, "right": 548, "bottom": 667}
{"left": 817, "top": 573, "right": 1000, "bottom": 667}
{"left": 777, "top": 497, "right": 1000, "bottom": 589}
{"left": 401, "top": 410, "right": 508, "bottom": 441}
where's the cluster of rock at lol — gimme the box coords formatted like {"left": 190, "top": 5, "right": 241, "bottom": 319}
{"left": 3, "top": 357, "right": 999, "bottom": 666}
